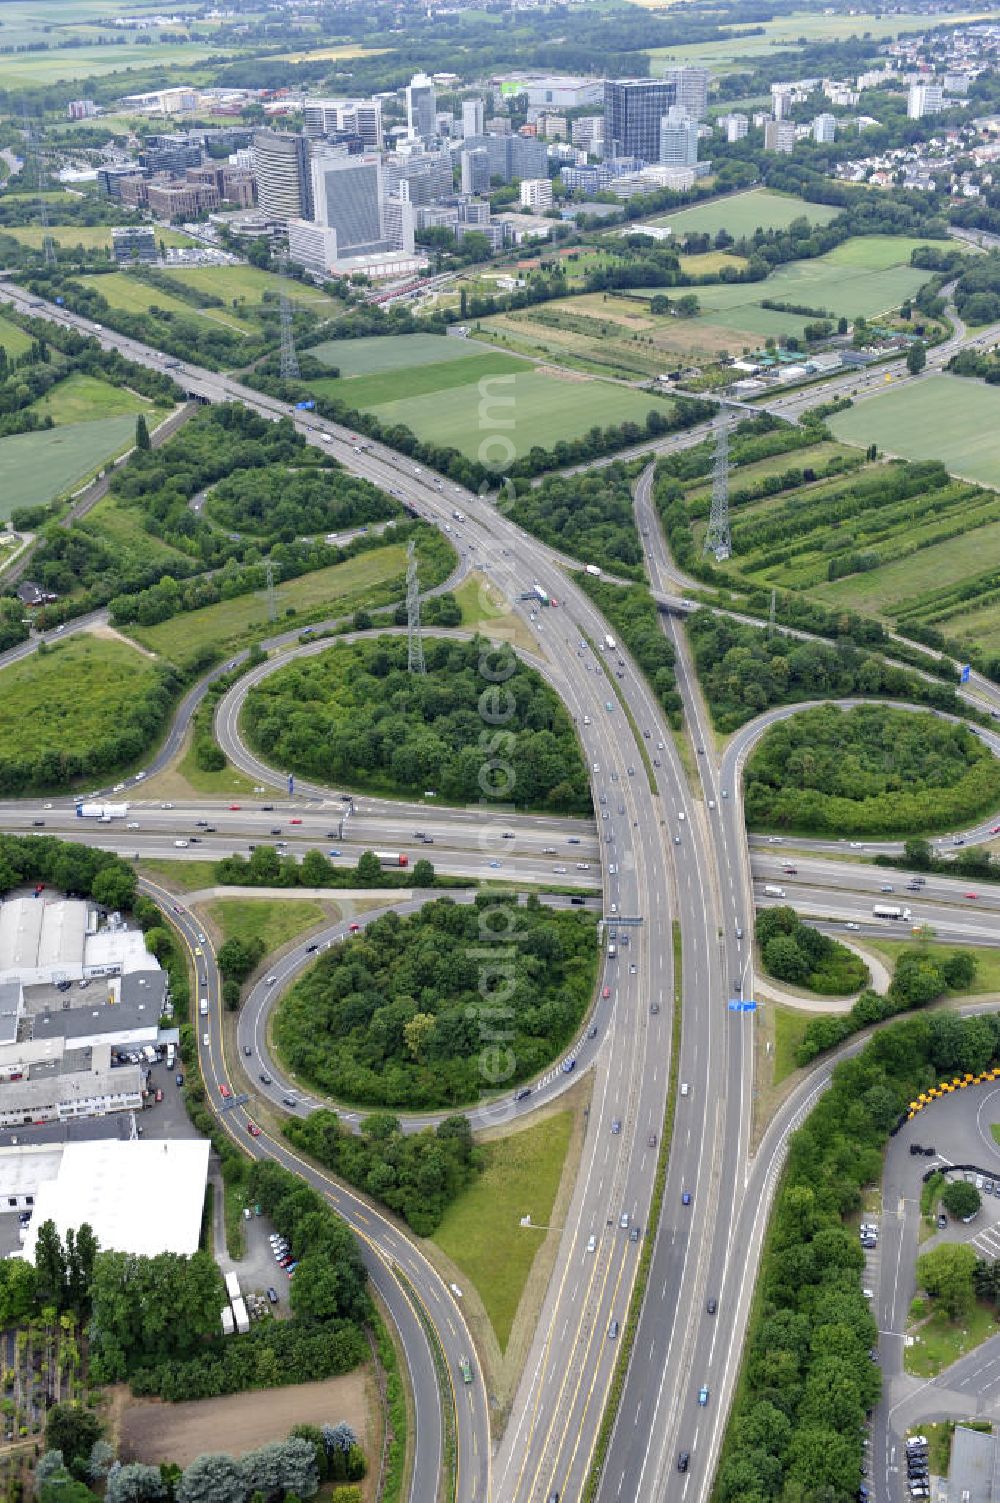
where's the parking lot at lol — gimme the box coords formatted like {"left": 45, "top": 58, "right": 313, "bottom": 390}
{"left": 222, "top": 1201, "right": 289, "bottom": 1312}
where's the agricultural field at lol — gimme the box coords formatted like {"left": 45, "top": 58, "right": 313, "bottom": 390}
{"left": 0, "top": 415, "right": 138, "bottom": 516}
{"left": 648, "top": 188, "right": 841, "bottom": 239}
{"left": 28, "top": 371, "right": 153, "bottom": 426}
{"left": 0, "top": 40, "right": 241, "bottom": 86}
{"left": 308, "top": 328, "right": 670, "bottom": 456}
{"left": 127, "top": 543, "right": 415, "bottom": 658}
{"left": 75, "top": 271, "right": 249, "bottom": 333}
{"left": 0, "top": 633, "right": 158, "bottom": 767}
{"left": 829, "top": 375, "right": 1000, "bottom": 489}
{"left": 643, "top": 7, "right": 992, "bottom": 69}
{"left": 3, "top": 224, "right": 196, "bottom": 250}
{"left": 160, "top": 263, "right": 343, "bottom": 318}
{"left": 311, "top": 331, "right": 500, "bottom": 376}
{"left": 679, "top": 410, "right": 1000, "bottom": 659}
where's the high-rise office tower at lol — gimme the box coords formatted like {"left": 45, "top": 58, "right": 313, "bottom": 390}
{"left": 311, "top": 149, "right": 383, "bottom": 249}
{"left": 663, "top": 67, "right": 710, "bottom": 120}
{"left": 813, "top": 112, "right": 836, "bottom": 142}
{"left": 461, "top": 147, "right": 490, "bottom": 196}
{"left": 658, "top": 106, "right": 699, "bottom": 168}
{"left": 462, "top": 97, "right": 485, "bottom": 138}
{"left": 407, "top": 73, "right": 437, "bottom": 140}
{"left": 252, "top": 129, "right": 312, "bottom": 220}
{"left": 603, "top": 78, "right": 677, "bottom": 162}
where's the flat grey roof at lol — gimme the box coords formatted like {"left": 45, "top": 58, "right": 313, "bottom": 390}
{"left": 33, "top": 1001, "right": 160, "bottom": 1044}
{"left": 951, "top": 1424, "right": 994, "bottom": 1503}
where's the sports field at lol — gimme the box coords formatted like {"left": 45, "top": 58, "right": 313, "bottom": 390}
{"left": 829, "top": 375, "right": 1000, "bottom": 488}
{"left": 311, "top": 332, "right": 492, "bottom": 376}
{"left": 0, "top": 416, "right": 137, "bottom": 517}
{"left": 649, "top": 189, "right": 840, "bottom": 239}
{"left": 29, "top": 372, "right": 151, "bottom": 426}
{"left": 357, "top": 368, "right": 670, "bottom": 461}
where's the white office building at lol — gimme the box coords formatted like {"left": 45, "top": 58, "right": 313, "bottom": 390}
{"left": 663, "top": 66, "right": 710, "bottom": 120}
{"left": 908, "top": 82, "right": 944, "bottom": 119}
{"left": 520, "top": 177, "right": 553, "bottom": 210}
{"left": 659, "top": 106, "right": 699, "bottom": 169}
{"left": 813, "top": 112, "right": 837, "bottom": 142}
{"left": 721, "top": 112, "right": 749, "bottom": 142}
{"left": 461, "top": 97, "right": 485, "bottom": 138}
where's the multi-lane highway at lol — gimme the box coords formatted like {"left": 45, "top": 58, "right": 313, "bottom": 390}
{"left": 4, "top": 278, "right": 1000, "bottom": 1503}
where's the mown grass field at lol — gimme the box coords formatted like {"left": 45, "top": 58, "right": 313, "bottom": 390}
{"left": 202, "top": 898, "right": 335, "bottom": 958}
{"left": 433, "top": 1112, "right": 573, "bottom": 1351}
{"left": 310, "top": 332, "right": 492, "bottom": 376}
{"left": 312, "top": 349, "right": 524, "bottom": 409}
{"left": 0, "top": 416, "right": 137, "bottom": 517}
{"left": 648, "top": 188, "right": 841, "bottom": 238}
{"left": 29, "top": 372, "right": 152, "bottom": 426}
{"left": 82, "top": 493, "right": 191, "bottom": 567}
{"left": 354, "top": 366, "right": 671, "bottom": 460}
{"left": 129, "top": 545, "right": 411, "bottom": 658}
{"left": 863, "top": 941, "right": 1000, "bottom": 994}
{"left": 0, "top": 633, "right": 156, "bottom": 763}
{"left": 830, "top": 375, "right": 1000, "bottom": 488}
{"left": 4, "top": 225, "right": 195, "bottom": 250}
{"left": 0, "top": 40, "right": 243, "bottom": 86}
{"left": 76, "top": 271, "right": 249, "bottom": 333}
{"left": 0, "top": 316, "right": 36, "bottom": 357}
{"left": 161, "top": 264, "right": 342, "bottom": 317}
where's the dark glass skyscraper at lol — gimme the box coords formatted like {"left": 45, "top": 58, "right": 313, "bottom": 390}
{"left": 603, "top": 78, "right": 677, "bottom": 162}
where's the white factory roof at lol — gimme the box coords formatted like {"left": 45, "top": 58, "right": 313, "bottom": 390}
{"left": 22, "top": 1139, "right": 210, "bottom": 1260}
{"left": 0, "top": 899, "right": 87, "bottom": 983}
{"left": 85, "top": 930, "right": 159, "bottom": 976}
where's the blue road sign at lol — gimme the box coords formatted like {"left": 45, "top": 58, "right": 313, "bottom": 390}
{"left": 287, "top": 774, "right": 294, "bottom": 796}
{"left": 961, "top": 664, "right": 971, "bottom": 683}
{"left": 729, "top": 999, "right": 757, "bottom": 1012}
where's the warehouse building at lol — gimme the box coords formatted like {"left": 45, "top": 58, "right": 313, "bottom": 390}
{"left": 20, "top": 1139, "right": 210, "bottom": 1260}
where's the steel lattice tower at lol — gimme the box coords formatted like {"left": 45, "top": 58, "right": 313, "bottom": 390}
{"left": 406, "top": 540, "right": 426, "bottom": 675}
{"left": 703, "top": 401, "right": 732, "bottom": 563}
{"left": 23, "top": 113, "right": 55, "bottom": 267}
{"left": 264, "top": 558, "right": 280, "bottom": 622}
{"left": 278, "top": 251, "right": 300, "bottom": 380}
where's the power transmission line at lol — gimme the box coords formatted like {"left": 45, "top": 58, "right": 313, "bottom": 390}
{"left": 406, "top": 539, "right": 425, "bottom": 675}
{"left": 277, "top": 250, "right": 299, "bottom": 381}
{"left": 703, "top": 401, "right": 732, "bottom": 563}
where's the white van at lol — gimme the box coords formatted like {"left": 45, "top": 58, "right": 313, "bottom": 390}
{"left": 764, "top": 885, "right": 786, "bottom": 898}
{"left": 199, "top": 998, "right": 208, "bottom": 1016}
{"left": 174, "top": 839, "right": 189, "bottom": 849}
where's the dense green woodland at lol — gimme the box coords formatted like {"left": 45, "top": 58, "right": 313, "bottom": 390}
{"left": 0, "top": 833, "right": 135, "bottom": 909}
{"left": 242, "top": 635, "right": 590, "bottom": 812}
{"left": 686, "top": 611, "right": 962, "bottom": 733}
{"left": 717, "top": 1010, "right": 1000, "bottom": 1502}
{"left": 275, "top": 896, "right": 598, "bottom": 1109}
{"left": 287, "top": 1109, "right": 479, "bottom": 1238}
{"left": 756, "top": 908, "right": 869, "bottom": 996}
{"left": 744, "top": 705, "right": 1000, "bottom": 836}
{"left": 576, "top": 573, "right": 680, "bottom": 725}
{"left": 506, "top": 465, "right": 645, "bottom": 578}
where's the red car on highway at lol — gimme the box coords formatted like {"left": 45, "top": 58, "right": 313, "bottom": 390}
{"left": 602, "top": 985, "right": 611, "bottom": 999}
{"left": 219, "top": 1083, "right": 231, "bottom": 1098}
{"left": 247, "top": 1122, "right": 261, "bottom": 1138}
{"left": 290, "top": 817, "right": 303, "bottom": 825}
{"left": 229, "top": 804, "right": 241, "bottom": 811}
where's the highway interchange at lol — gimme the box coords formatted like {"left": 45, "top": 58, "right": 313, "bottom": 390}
{"left": 3, "top": 279, "right": 1000, "bottom": 1503}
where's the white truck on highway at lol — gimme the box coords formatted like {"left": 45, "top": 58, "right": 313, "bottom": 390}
{"left": 75, "top": 802, "right": 127, "bottom": 821}
{"left": 763, "top": 884, "right": 786, "bottom": 898}
{"left": 199, "top": 997, "right": 209, "bottom": 1016}
{"left": 604, "top": 634, "right": 617, "bottom": 652}
{"left": 872, "top": 904, "right": 912, "bottom": 921}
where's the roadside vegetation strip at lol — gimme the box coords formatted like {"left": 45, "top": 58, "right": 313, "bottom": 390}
{"left": 392, "top": 1265, "right": 457, "bottom": 1503}
{"left": 370, "top": 1303, "right": 409, "bottom": 1503}
{"left": 580, "top": 627, "right": 658, "bottom": 797}
{"left": 583, "top": 919, "right": 683, "bottom": 1503}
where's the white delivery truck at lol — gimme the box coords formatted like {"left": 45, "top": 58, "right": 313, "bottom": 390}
{"left": 764, "top": 885, "right": 786, "bottom": 898}
{"left": 199, "top": 997, "right": 209, "bottom": 1016}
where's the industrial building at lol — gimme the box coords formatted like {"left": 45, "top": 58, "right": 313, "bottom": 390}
{"left": 20, "top": 1140, "right": 210, "bottom": 1260}
{"left": 0, "top": 897, "right": 162, "bottom": 989}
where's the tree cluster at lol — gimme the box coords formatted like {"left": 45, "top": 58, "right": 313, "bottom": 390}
{"left": 744, "top": 704, "right": 1000, "bottom": 837}
{"left": 0, "top": 832, "right": 136, "bottom": 910}
{"left": 275, "top": 894, "right": 597, "bottom": 1110}
{"left": 506, "top": 464, "right": 645, "bottom": 578}
{"left": 242, "top": 634, "right": 590, "bottom": 813}
{"left": 287, "top": 1108, "right": 480, "bottom": 1238}
{"left": 685, "top": 611, "right": 961, "bottom": 735}
{"left": 717, "top": 1009, "right": 1000, "bottom": 1502}
{"left": 755, "top": 907, "right": 869, "bottom": 996}
{"left": 213, "top": 846, "right": 445, "bottom": 896}
{"left": 793, "top": 946, "right": 977, "bottom": 1068}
